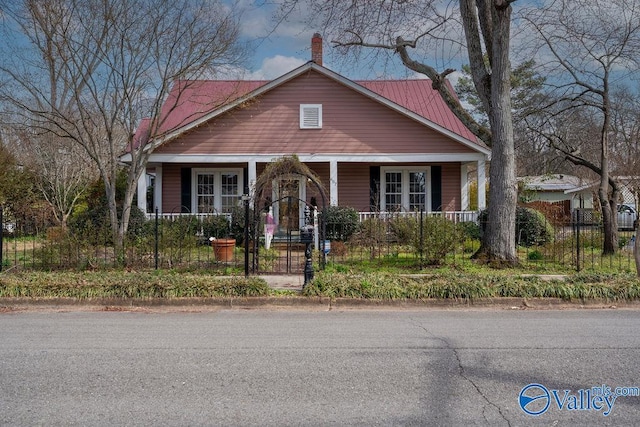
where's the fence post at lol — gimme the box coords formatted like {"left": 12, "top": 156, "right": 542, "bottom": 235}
{"left": 243, "top": 193, "right": 250, "bottom": 278}
{"left": 0, "top": 205, "right": 3, "bottom": 272}
{"left": 154, "top": 207, "right": 159, "bottom": 270}
{"left": 575, "top": 209, "right": 581, "bottom": 272}
{"left": 419, "top": 209, "right": 424, "bottom": 266}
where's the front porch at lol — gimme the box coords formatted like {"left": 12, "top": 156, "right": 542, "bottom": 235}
{"left": 136, "top": 155, "right": 488, "bottom": 217}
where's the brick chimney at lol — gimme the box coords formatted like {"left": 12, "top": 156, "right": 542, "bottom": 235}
{"left": 311, "top": 33, "right": 323, "bottom": 66}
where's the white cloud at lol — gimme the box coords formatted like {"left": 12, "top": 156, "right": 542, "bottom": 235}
{"left": 246, "top": 55, "right": 306, "bottom": 80}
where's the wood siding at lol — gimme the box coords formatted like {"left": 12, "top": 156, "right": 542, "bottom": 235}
{"left": 155, "top": 70, "right": 476, "bottom": 156}
{"left": 441, "top": 163, "right": 461, "bottom": 211}
{"left": 162, "top": 164, "right": 182, "bottom": 212}
{"left": 338, "top": 163, "right": 372, "bottom": 211}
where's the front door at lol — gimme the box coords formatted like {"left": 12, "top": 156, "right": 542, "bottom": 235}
{"left": 274, "top": 178, "right": 305, "bottom": 234}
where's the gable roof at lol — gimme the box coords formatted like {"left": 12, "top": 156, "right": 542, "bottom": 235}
{"left": 137, "top": 61, "right": 489, "bottom": 155}
{"left": 519, "top": 175, "right": 596, "bottom": 194}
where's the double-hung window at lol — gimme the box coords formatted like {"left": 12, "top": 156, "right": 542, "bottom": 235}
{"left": 193, "top": 169, "right": 242, "bottom": 214}
{"left": 381, "top": 167, "right": 431, "bottom": 212}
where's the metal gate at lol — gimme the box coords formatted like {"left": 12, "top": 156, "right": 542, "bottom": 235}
{"left": 249, "top": 158, "right": 328, "bottom": 276}
{"left": 254, "top": 195, "right": 318, "bottom": 274}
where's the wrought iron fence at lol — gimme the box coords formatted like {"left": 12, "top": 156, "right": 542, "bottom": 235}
{"left": 1, "top": 206, "right": 637, "bottom": 273}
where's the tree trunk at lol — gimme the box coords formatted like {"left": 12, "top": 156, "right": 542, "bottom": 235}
{"left": 599, "top": 193, "right": 616, "bottom": 255}
{"left": 104, "top": 179, "right": 124, "bottom": 265}
{"left": 472, "top": 2, "right": 518, "bottom": 266}
{"left": 599, "top": 85, "right": 617, "bottom": 255}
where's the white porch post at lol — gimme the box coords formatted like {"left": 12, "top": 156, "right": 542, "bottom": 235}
{"left": 461, "top": 163, "right": 469, "bottom": 210}
{"left": 477, "top": 159, "right": 486, "bottom": 210}
{"left": 154, "top": 166, "right": 163, "bottom": 213}
{"left": 330, "top": 160, "right": 338, "bottom": 206}
{"left": 248, "top": 160, "right": 257, "bottom": 201}
{"left": 137, "top": 173, "right": 147, "bottom": 213}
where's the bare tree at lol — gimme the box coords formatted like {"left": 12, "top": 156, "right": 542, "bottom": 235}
{"left": 609, "top": 90, "right": 640, "bottom": 274}
{"left": 611, "top": 91, "right": 640, "bottom": 179}
{"left": 280, "top": 0, "right": 519, "bottom": 265}
{"left": 12, "top": 130, "right": 94, "bottom": 227}
{"left": 0, "top": 0, "right": 244, "bottom": 259}
{"left": 522, "top": 0, "right": 640, "bottom": 254}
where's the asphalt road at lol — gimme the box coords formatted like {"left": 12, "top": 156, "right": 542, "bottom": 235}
{"left": 1, "top": 307, "right": 640, "bottom": 426}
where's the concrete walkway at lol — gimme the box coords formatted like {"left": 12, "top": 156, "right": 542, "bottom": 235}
{"left": 258, "top": 275, "right": 305, "bottom": 291}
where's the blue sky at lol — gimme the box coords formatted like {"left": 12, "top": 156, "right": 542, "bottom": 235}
{"left": 231, "top": 1, "right": 430, "bottom": 81}
{"left": 233, "top": 1, "right": 319, "bottom": 80}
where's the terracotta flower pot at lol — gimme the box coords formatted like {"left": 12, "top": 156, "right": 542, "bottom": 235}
{"left": 211, "top": 238, "right": 236, "bottom": 262}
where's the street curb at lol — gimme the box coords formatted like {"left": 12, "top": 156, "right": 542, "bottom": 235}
{"left": 2, "top": 296, "right": 639, "bottom": 310}
{"left": 0, "top": 296, "right": 330, "bottom": 308}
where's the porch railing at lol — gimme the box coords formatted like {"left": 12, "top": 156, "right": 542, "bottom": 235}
{"left": 145, "top": 212, "right": 232, "bottom": 222}
{"left": 357, "top": 211, "right": 479, "bottom": 223}
{"left": 146, "top": 210, "right": 479, "bottom": 224}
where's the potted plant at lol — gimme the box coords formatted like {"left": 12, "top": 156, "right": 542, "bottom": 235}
{"left": 209, "top": 236, "right": 236, "bottom": 262}
{"left": 203, "top": 215, "right": 236, "bottom": 262}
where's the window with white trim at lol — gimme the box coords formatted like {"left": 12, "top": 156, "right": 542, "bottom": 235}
{"left": 300, "top": 104, "right": 322, "bottom": 129}
{"left": 381, "top": 167, "right": 431, "bottom": 212}
{"left": 193, "top": 169, "right": 243, "bottom": 214}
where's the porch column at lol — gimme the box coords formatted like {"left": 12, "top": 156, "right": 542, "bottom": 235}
{"left": 461, "top": 163, "right": 469, "bottom": 210}
{"left": 137, "top": 173, "right": 147, "bottom": 213}
{"left": 154, "top": 166, "right": 163, "bottom": 213}
{"left": 248, "top": 160, "right": 257, "bottom": 199}
{"left": 477, "top": 159, "right": 486, "bottom": 210}
{"left": 330, "top": 160, "right": 338, "bottom": 206}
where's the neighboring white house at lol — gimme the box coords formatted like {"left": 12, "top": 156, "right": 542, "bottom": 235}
{"left": 616, "top": 176, "right": 639, "bottom": 205}
{"left": 519, "top": 175, "right": 594, "bottom": 210}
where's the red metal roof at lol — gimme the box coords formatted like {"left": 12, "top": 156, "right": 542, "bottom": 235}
{"left": 155, "top": 80, "right": 266, "bottom": 134}
{"left": 136, "top": 67, "right": 480, "bottom": 148}
{"left": 356, "top": 79, "right": 478, "bottom": 142}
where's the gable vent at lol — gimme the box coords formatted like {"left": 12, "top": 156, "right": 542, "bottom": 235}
{"left": 300, "top": 104, "right": 322, "bottom": 129}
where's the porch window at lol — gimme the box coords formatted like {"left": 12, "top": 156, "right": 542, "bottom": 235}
{"left": 409, "top": 172, "right": 426, "bottom": 211}
{"left": 193, "top": 169, "right": 242, "bottom": 214}
{"left": 381, "top": 167, "right": 431, "bottom": 212}
{"left": 196, "top": 173, "right": 214, "bottom": 213}
{"left": 385, "top": 172, "right": 402, "bottom": 211}
{"left": 221, "top": 172, "right": 239, "bottom": 213}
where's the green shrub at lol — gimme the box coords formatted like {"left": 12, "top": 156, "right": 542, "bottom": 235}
{"left": 516, "top": 207, "right": 554, "bottom": 246}
{"left": 527, "top": 249, "right": 544, "bottom": 261}
{"left": 457, "top": 221, "right": 481, "bottom": 240}
{"left": 321, "top": 206, "right": 360, "bottom": 241}
{"left": 479, "top": 207, "right": 554, "bottom": 247}
{"left": 201, "top": 215, "right": 232, "bottom": 239}
{"left": 229, "top": 206, "right": 253, "bottom": 245}
{"left": 390, "top": 216, "right": 417, "bottom": 243}
{"left": 68, "top": 207, "right": 112, "bottom": 244}
{"left": 350, "top": 217, "right": 387, "bottom": 244}
{"left": 69, "top": 170, "right": 150, "bottom": 244}
{"left": 414, "top": 216, "right": 461, "bottom": 265}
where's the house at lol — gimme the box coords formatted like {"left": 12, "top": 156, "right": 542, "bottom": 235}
{"left": 124, "top": 35, "right": 489, "bottom": 231}
{"left": 518, "top": 174, "right": 595, "bottom": 213}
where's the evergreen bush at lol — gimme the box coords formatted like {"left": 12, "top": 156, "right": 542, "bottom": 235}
{"left": 479, "top": 206, "right": 554, "bottom": 247}
{"left": 321, "top": 206, "right": 360, "bottom": 241}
